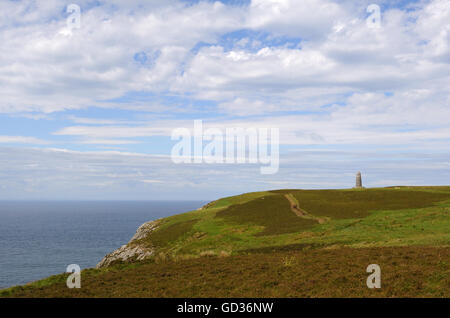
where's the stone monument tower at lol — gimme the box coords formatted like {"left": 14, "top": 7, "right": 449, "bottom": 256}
{"left": 355, "top": 171, "right": 363, "bottom": 188}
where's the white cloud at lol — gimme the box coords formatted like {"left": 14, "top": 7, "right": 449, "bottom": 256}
{"left": 77, "top": 138, "right": 141, "bottom": 145}
{"left": 141, "top": 179, "right": 163, "bottom": 184}
{"left": 0, "top": 0, "right": 245, "bottom": 113}
{"left": 247, "top": 0, "right": 345, "bottom": 39}
{"left": 0, "top": 135, "right": 49, "bottom": 144}
{"left": 218, "top": 98, "right": 277, "bottom": 115}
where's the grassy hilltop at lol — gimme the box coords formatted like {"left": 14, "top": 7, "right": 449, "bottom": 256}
{"left": 2, "top": 186, "right": 450, "bottom": 297}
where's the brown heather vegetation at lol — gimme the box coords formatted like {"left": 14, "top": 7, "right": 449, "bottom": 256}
{"left": 2, "top": 246, "right": 449, "bottom": 298}
{"left": 271, "top": 188, "right": 450, "bottom": 219}
{"left": 215, "top": 194, "right": 318, "bottom": 235}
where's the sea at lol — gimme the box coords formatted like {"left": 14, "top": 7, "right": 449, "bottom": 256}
{"left": 0, "top": 200, "right": 205, "bottom": 289}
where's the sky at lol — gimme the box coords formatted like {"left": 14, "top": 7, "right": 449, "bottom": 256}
{"left": 0, "top": 0, "right": 449, "bottom": 200}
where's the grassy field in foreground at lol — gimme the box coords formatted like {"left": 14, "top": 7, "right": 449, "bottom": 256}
{"left": 2, "top": 246, "right": 448, "bottom": 297}
{"left": 1, "top": 186, "right": 450, "bottom": 297}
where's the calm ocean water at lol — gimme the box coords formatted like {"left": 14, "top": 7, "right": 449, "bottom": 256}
{"left": 0, "top": 200, "right": 204, "bottom": 289}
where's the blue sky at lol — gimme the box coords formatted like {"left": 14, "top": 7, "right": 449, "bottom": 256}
{"left": 0, "top": 0, "right": 449, "bottom": 200}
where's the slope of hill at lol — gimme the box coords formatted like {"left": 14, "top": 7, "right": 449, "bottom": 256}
{"left": 1, "top": 186, "right": 450, "bottom": 297}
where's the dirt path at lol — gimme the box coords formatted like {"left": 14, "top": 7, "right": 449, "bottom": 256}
{"left": 284, "top": 194, "right": 328, "bottom": 224}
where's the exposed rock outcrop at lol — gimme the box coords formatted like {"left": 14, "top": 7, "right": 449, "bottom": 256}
{"left": 197, "top": 200, "right": 216, "bottom": 210}
{"left": 96, "top": 219, "right": 160, "bottom": 268}
{"left": 129, "top": 220, "right": 160, "bottom": 242}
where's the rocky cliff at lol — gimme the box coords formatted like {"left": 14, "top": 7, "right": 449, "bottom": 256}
{"left": 96, "top": 219, "right": 160, "bottom": 268}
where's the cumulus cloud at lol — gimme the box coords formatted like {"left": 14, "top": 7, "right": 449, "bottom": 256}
{"left": 1, "top": 0, "right": 449, "bottom": 118}
{"left": 247, "top": 0, "right": 345, "bottom": 39}
{"left": 0, "top": 0, "right": 245, "bottom": 113}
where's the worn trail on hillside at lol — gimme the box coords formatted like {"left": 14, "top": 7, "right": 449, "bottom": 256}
{"left": 284, "top": 194, "right": 328, "bottom": 224}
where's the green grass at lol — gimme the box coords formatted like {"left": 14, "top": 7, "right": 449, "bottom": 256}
{"left": 138, "top": 219, "right": 199, "bottom": 248}
{"left": 300, "top": 204, "right": 450, "bottom": 247}
{"left": 209, "top": 191, "right": 274, "bottom": 208}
